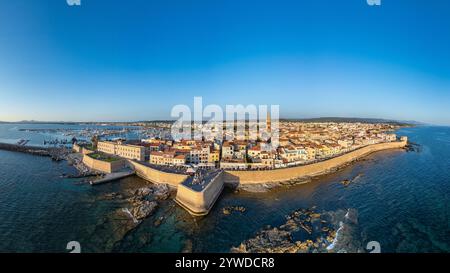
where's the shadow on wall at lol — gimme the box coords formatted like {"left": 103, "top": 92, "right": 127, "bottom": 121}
{"left": 222, "top": 172, "right": 241, "bottom": 187}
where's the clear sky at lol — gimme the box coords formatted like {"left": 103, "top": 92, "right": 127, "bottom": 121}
{"left": 0, "top": 0, "right": 449, "bottom": 124}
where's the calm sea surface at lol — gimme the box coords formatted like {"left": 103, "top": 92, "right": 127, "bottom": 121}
{"left": 0, "top": 125, "right": 448, "bottom": 253}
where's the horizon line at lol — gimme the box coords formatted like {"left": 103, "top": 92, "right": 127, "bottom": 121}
{"left": 0, "top": 117, "right": 428, "bottom": 125}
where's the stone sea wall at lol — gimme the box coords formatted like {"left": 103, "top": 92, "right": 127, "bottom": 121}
{"left": 126, "top": 141, "right": 406, "bottom": 186}
{"left": 128, "top": 160, "right": 188, "bottom": 187}
{"left": 73, "top": 143, "right": 94, "bottom": 155}
{"left": 175, "top": 172, "right": 225, "bottom": 216}
{"left": 223, "top": 140, "right": 407, "bottom": 184}
{"left": 82, "top": 154, "right": 125, "bottom": 173}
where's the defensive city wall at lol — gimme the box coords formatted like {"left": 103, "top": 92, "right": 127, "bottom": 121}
{"left": 222, "top": 139, "right": 408, "bottom": 184}
{"left": 121, "top": 140, "right": 407, "bottom": 187}
{"left": 175, "top": 171, "right": 225, "bottom": 216}
{"left": 128, "top": 160, "right": 188, "bottom": 186}
{"left": 78, "top": 139, "right": 407, "bottom": 215}
{"left": 82, "top": 154, "right": 125, "bottom": 173}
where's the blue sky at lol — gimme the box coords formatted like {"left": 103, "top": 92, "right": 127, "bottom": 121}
{"left": 0, "top": 0, "right": 449, "bottom": 124}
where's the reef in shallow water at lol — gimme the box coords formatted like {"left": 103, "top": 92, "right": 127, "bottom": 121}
{"left": 231, "top": 207, "right": 365, "bottom": 253}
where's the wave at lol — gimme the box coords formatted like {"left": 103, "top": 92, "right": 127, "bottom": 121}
{"left": 325, "top": 209, "right": 364, "bottom": 253}
{"left": 326, "top": 221, "right": 344, "bottom": 251}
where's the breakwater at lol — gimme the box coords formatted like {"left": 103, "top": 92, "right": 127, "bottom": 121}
{"left": 223, "top": 140, "right": 408, "bottom": 184}
{"left": 0, "top": 142, "right": 66, "bottom": 160}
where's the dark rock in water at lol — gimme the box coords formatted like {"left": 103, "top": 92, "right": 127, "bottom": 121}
{"left": 93, "top": 197, "right": 159, "bottom": 251}
{"left": 134, "top": 187, "right": 152, "bottom": 197}
{"left": 341, "top": 173, "right": 364, "bottom": 187}
{"left": 108, "top": 183, "right": 171, "bottom": 241}
{"left": 119, "top": 184, "right": 171, "bottom": 224}
{"left": 138, "top": 233, "right": 152, "bottom": 245}
{"left": 231, "top": 208, "right": 363, "bottom": 253}
{"left": 153, "top": 184, "right": 170, "bottom": 200}
{"left": 235, "top": 206, "right": 246, "bottom": 213}
{"left": 101, "top": 192, "right": 123, "bottom": 200}
{"left": 341, "top": 179, "right": 351, "bottom": 186}
{"left": 223, "top": 205, "right": 246, "bottom": 215}
{"left": 131, "top": 184, "right": 170, "bottom": 201}
{"left": 231, "top": 227, "right": 296, "bottom": 253}
{"left": 129, "top": 200, "right": 157, "bottom": 220}
{"left": 404, "top": 142, "right": 421, "bottom": 153}
{"left": 182, "top": 239, "right": 193, "bottom": 253}
{"left": 154, "top": 216, "right": 164, "bottom": 227}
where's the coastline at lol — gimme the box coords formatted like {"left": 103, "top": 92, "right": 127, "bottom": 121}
{"left": 1, "top": 125, "right": 448, "bottom": 253}
{"left": 223, "top": 140, "right": 408, "bottom": 186}
{"left": 0, "top": 140, "right": 408, "bottom": 189}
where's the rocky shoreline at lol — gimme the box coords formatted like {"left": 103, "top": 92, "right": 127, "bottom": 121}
{"left": 236, "top": 177, "right": 313, "bottom": 193}
{"left": 403, "top": 142, "right": 421, "bottom": 152}
{"left": 123, "top": 184, "right": 171, "bottom": 222}
{"left": 100, "top": 183, "right": 172, "bottom": 226}
{"left": 235, "top": 144, "right": 410, "bottom": 193}
{"left": 231, "top": 208, "right": 364, "bottom": 253}
{"left": 222, "top": 205, "right": 246, "bottom": 215}
{"left": 85, "top": 183, "right": 174, "bottom": 251}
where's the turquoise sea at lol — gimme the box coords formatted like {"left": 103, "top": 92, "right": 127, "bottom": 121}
{"left": 0, "top": 125, "right": 448, "bottom": 253}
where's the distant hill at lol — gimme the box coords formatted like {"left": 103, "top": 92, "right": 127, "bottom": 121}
{"left": 1, "top": 117, "right": 425, "bottom": 126}
{"left": 19, "top": 120, "right": 77, "bottom": 124}
{"left": 280, "top": 117, "right": 424, "bottom": 126}
{"left": 133, "top": 120, "right": 175, "bottom": 123}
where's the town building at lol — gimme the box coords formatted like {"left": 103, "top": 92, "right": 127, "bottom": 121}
{"left": 97, "top": 141, "right": 145, "bottom": 161}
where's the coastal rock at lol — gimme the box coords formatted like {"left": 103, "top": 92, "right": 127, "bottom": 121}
{"left": 153, "top": 184, "right": 170, "bottom": 200}
{"left": 404, "top": 142, "right": 421, "bottom": 153}
{"left": 182, "top": 239, "right": 193, "bottom": 253}
{"left": 120, "top": 184, "right": 171, "bottom": 223}
{"left": 154, "top": 216, "right": 164, "bottom": 227}
{"left": 231, "top": 227, "right": 293, "bottom": 253}
{"left": 129, "top": 200, "right": 157, "bottom": 220}
{"left": 223, "top": 205, "right": 246, "bottom": 215}
{"left": 131, "top": 184, "right": 170, "bottom": 201}
{"left": 135, "top": 187, "right": 152, "bottom": 197}
{"left": 341, "top": 173, "right": 364, "bottom": 187}
{"left": 240, "top": 178, "right": 312, "bottom": 192}
{"left": 231, "top": 208, "right": 360, "bottom": 253}
{"left": 101, "top": 192, "right": 124, "bottom": 200}
{"left": 341, "top": 179, "right": 351, "bottom": 186}
{"left": 238, "top": 183, "right": 274, "bottom": 193}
